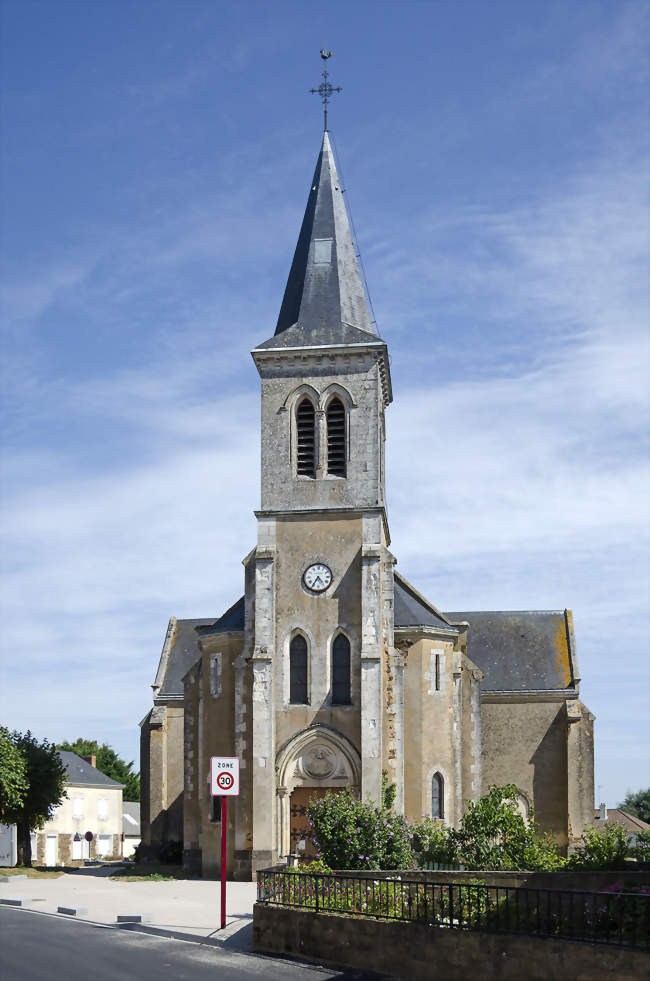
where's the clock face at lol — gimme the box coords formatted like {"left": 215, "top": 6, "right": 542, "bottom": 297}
{"left": 303, "top": 563, "right": 333, "bottom": 593}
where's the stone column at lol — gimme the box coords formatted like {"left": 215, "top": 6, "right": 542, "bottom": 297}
{"left": 390, "top": 649, "right": 405, "bottom": 813}
{"left": 360, "top": 542, "right": 383, "bottom": 804}
{"left": 251, "top": 546, "right": 275, "bottom": 873}
{"left": 566, "top": 699, "right": 595, "bottom": 849}
{"left": 452, "top": 653, "right": 463, "bottom": 826}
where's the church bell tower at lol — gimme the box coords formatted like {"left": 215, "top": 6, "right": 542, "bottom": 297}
{"left": 247, "top": 126, "right": 401, "bottom": 873}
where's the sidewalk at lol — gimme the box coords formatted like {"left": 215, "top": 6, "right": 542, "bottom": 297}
{"left": 0, "top": 867, "right": 258, "bottom": 949}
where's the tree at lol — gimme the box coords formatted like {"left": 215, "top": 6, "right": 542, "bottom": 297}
{"left": 3, "top": 731, "right": 67, "bottom": 866}
{"left": 619, "top": 788, "right": 650, "bottom": 825}
{"left": 0, "top": 726, "right": 28, "bottom": 820}
{"left": 57, "top": 739, "right": 140, "bottom": 801}
{"left": 454, "top": 784, "right": 563, "bottom": 871}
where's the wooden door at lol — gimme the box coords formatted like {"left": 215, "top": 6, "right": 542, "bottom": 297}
{"left": 290, "top": 787, "right": 342, "bottom": 859}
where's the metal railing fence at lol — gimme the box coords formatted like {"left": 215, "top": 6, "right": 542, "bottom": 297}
{"left": 256, "top": 869, "right": 650, "bottom": 949}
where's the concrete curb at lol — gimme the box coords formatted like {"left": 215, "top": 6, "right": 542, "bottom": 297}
{"left": 57, "top": 906, "right": 88, "bottom": 916}
{"left": 0, "top": 875, "right": 27, "bottom": 883}
{"left": 116, "top": 914, "right": 152, "bottom": 923}
{"left": 0, "top": 898, "right": 22, "bottom": 906}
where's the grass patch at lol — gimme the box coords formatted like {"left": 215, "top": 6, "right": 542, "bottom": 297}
{"left": 1, "top": 865, "right": 64, "bottom": 879}
{"left": 109, "top": 863, "right": 199, "bottom": 881}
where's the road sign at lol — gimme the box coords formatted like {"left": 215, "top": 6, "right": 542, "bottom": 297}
{"left": 84, "top": 831, "right": 94, "bottom": 842}
{"left": 210, "top": 756, "right": 240, "bottom": 797}
{"left": 209, "top": 757, "right": 240, "bottom": 931}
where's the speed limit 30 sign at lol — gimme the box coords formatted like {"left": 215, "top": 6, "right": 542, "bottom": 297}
{"left": 210, "top": 756, "right": 240, "bottom": 796}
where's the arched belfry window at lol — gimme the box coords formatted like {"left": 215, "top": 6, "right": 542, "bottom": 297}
{"left": 289, "top": 635, "right": 309, "bottom": 704}
{"left": 296, "top": 398, "right": 316, "bottom": 478}
{"left": 326, "top": 397, "right": 346, "bottom": 477}
{"left": 432, "top": 772, "right": 444, "bottom": 820}
{"left": 331, "top": 633, "right": 351, "bottom": 705}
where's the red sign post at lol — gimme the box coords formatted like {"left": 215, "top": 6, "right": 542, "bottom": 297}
{"left": 210, "top": 757, "right": 240, "bottom": 930}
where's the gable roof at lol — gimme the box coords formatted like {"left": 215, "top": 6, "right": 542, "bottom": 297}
{"left": 155, "top": 600, "right": 245, "bottom": 699}
{"left": 445, "top": 609, "right": 577, "bottom": 692}
{"left": 592, "top": 808, "right": 650, "bottom": 834}
{"left": 394, "top": 573, "right": 457, "bottom": 633}
{"left": 58, "top": 751, "right": 124, "bottom": 789}
{"left": 197, "top": 596, "right": 245, "bottom": 638}
{"left": 156, "top": 617, "right": 214, "bottom": 699}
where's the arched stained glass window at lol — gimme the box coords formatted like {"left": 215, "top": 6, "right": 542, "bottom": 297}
{"left": 326, "top": 397, "right": 346, "bottom": 477}
{"left": 296, "top": 398, "right": 316, "bottom": 477}
{"left": 289, "top": 635, "right": 308, "bottom": 704}
{"left": 432, "top": 773, "right": 444, "bottom": 820}
{"left": 331, "top": 633, "right": 351, "bottom": 705}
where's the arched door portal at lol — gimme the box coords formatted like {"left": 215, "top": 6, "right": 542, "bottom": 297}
{"left": 276, "top": 725, "right": 361, "bottom": 858}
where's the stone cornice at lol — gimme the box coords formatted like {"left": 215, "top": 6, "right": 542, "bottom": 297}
{"left": 481, "top": 689, "right": 579, "bottom": 704}
{"left": 252, "top": 342, "right": 392, "bottom": 407}
{"left": 394, "top": 625, "right": 461, "bottom": 640}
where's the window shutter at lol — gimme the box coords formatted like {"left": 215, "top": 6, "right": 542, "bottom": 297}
{"left": 296, "top": 399, "right": 316, "bottom": 477}
{"left": 326, "top": 397, "right": 346, "bottom": 477}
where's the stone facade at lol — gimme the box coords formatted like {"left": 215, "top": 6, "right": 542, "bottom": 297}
{"left": 139, "top": 129, "right": 595, "bottom": 878}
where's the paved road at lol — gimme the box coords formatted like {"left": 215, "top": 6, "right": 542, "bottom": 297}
{"left": 0, "top": 908, "right": 389, "bottom": 981}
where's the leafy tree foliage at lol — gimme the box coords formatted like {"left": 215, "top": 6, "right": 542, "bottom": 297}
{"left": 453, "top": 784, "right": 563, "bottom": 871}
{"left": 567, "top": 822, "right": 630, "bottom": 870}
{"left": 4, "top": 731, "right": 67, "bottom": 866}
{"left": 0, "top": 726, "right": 28, "bottom": 819}
{"left": 307, "top": 791, "right": 415, "bottom": 870}
{"left": 413, "top": 785, "right": 562, "bottom": 871}
{"left": 57, "top": 739, "right": 140, "bottom": 801}
{"left": 619, "top": 788, "right": 650, "bottom": 824}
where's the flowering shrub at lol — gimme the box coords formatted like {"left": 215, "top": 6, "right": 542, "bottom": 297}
{"left": 306, "top": 791, "right": 415, "bottom": 870}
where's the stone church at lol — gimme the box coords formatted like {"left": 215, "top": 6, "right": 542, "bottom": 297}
{"left": 140, "top": 129, "right": 595, "bottom": 879}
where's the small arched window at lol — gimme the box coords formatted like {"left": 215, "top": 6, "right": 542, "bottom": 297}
{"left": 331, "top": 633, "right": 351, "bottom": 705}
{"left": 296, "top": 398, "right": 316, "bottom": 477}
{"left": 326, "top": 397, "right": 346, "bottom": 477}
{"left": 432, "top": 772, "right": 444, "bottom": 820}
{"left": 289, "top": 634, "right": 309, "bottom": 704}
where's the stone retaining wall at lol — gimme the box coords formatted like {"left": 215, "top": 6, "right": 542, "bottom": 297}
{"left": 253, "top": 903, "right": 648, "bottom": 981}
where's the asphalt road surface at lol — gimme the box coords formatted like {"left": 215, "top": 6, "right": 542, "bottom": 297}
{"left": 0, "top": 907, "right": 389, "bottom": 981}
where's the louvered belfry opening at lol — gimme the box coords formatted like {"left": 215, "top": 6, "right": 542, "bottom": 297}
{"left": 331, "top": 633, "right": 351, "bottom": 705}
{"left": 289, "top": 634, "right": 309, "bottom": 704}
{"left": 326, "top": 397, "right": 346, "bottom": 477}
{"left": 296, "top": 398, "right": 316, "bottom": 477}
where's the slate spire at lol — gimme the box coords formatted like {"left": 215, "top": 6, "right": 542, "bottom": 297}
{"left": 259, "top": 132, "right": 380, "bottom": 349}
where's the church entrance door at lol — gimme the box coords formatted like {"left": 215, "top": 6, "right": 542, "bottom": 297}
{"left": 289, "top": 787, "right": 342, "bottom": 859}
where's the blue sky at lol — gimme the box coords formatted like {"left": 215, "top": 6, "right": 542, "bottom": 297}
{"left": 1, "top": 1, "right": 648, "bottom": 807}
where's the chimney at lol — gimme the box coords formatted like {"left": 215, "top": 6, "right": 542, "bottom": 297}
{"left": 82, "top": 755, "right": 96, "bottom": 768}
{"left": 599, "top": 802, "right": 607, "bottom": 821}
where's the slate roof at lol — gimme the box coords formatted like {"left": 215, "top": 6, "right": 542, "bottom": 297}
{"left": 197, "top": 596, "right": 245, "bottom": 638}
{"left": 254, "top": 131, "right": 382, "bottom": 350}
{"left": 154, "top": 594, "right": 576, "bottom": 698}
{"left": 444, "top": 610, "right": 577, "bottom": 692}
{"left": 394, "top": 573, "right": 456, "bottom": 632}
{"left": 156, "top": 601, "right": 245, "bottom": 699}
{"left": 157, "top": 618, "right": 214, "bottom": 699}
{"left": 123, "top": 801, "right": 141, "bottom": 836}
{"left": 58, "top": 751, "right": 124, "bottom": 789}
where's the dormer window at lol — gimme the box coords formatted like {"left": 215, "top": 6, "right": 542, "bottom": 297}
{"left": 296, "top": 398, "right": 316, "bottom": 477}
{"left": 326, "top": 397, "right": 346, "bottom": 477}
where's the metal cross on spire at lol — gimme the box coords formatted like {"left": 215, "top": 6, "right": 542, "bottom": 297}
{"left": 310, "top": 49, "right": 342, "bottom": 132}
